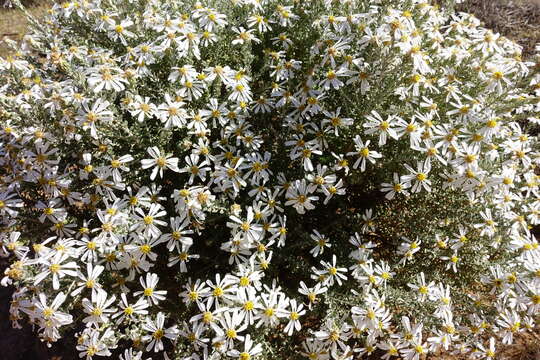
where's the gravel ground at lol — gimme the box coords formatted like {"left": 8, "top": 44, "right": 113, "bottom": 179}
{"left": 457, "top": 0, "right": 540, "bottom": 57}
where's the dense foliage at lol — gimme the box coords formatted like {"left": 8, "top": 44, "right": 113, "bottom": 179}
{"left": 0, "top": 0, "right": 539, "bottom": 359}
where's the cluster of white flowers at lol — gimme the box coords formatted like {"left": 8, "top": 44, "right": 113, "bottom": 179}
{"left": 0, "top": 0, "right": 539, "bottom": 359}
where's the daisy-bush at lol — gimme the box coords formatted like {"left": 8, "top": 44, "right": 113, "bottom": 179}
{"left": 1, "top": 0, "right": 539, "bottom": 359}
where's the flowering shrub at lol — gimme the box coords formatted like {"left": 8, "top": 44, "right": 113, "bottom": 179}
{"left": 1, "top": 0, "right": 539, "bottom": 359}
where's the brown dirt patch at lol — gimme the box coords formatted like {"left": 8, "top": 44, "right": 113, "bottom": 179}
{"left": 457, "top": 0, "right": 540, "bottom": 57}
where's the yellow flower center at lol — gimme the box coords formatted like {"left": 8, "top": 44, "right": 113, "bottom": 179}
{"left": 156, "top": 157, "right": 167, "bottom": 168}
{"left": 91, "top": 307, "right": 102, "bottom": 316}
{"left": 239, "top": 352, "right": 251, "bottom": 360}
{"left": 241, "top": 222, "right": 250, "bottom": 231}
{"left": 144, "top": 288, "right": 154, "bottom": 296}
{"left": 153, "top": 329, "right": 164, "bottom": 339}
{"left": 243, "top": 301, "right": 254, "bottom": 311}
{"left": 87, "top": 346, "right": 97, "bottom": 356}
{"left": 465, "top": 154, "right": 476, "bottom": 163}
{"left": 239, "top": 276, "right": 250, "bottom": 287}
{"left": 213, "top": 287, "right": 223, "bottom": 297}
{"left": 43, "top": 307, "right": 54, "bottom": 318}
{"left": 102, "top": 223, "right": 113, "bottom": 232}
{"left": 360, "top": 147, "right": 370, "bottom": 157}
{"left": 202, "top": 311, "right": 213, "bottom": 323}
{"left": 226, "top": 329, "right": 237, "bottom": 339}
